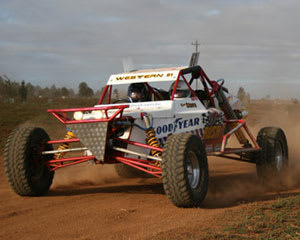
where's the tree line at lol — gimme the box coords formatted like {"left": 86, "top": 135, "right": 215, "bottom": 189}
{"left": 0, "top": 75, "right": 104, "bottom": 102}
{"left": 1, "top": 74, "right": 250, "bottom": 104}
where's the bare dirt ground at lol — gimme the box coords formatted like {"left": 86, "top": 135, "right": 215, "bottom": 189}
{"left": 1, "top": 100, "right": 300, "bottom": 240}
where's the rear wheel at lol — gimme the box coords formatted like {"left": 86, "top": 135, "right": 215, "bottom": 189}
{"left": 256, "top": 127, "right": 288, "bottom": 183}
{"left": 4, "top": 126, "right": 54, "bottom": 196}
{"left": 162, "top": 133, "right": 209, "bottom": 207}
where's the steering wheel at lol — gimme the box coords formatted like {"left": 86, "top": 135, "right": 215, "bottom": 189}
{"left": 216, "top": 78, "right": 228, "bottom": 93}
{"left": 216, "top": 78, "right": 225, "bottom": 86}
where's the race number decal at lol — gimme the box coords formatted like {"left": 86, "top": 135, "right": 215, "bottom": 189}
{"left": 202, "top": 126, "right": 222, "bottom": 140}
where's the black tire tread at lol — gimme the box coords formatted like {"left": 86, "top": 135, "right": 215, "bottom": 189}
{"left": 4, "top": 126, "right": 54, "bottom": 196}
{"left": 256, "top": 127, "right": 288, "bottom": 182}
{"left": 162, "top": 133, "right": 208, "bottom": 207}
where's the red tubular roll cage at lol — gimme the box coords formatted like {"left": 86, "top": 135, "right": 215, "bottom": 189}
{"left": 97, "top": 66, "right": 213, "bottom": 105}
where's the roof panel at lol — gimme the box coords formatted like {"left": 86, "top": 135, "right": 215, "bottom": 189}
{"left": 107, "top": 66, "right": 187, "bottom": 85}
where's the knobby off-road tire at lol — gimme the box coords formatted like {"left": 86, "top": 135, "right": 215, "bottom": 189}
{"left": 114, "top": 164, "right": 151, "bottom": 178}
{"left": 162, "top": 133, "right": 209, "bottom": 208}
{"left": 4, "top": 126, "right": 54, "bottom": 196}
{"left": 256, "top": 127, "right": 288, "bottom": 184}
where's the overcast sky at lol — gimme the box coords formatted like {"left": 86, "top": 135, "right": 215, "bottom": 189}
{"left": 1, "top": 0, "right": 300, "bottom": 98}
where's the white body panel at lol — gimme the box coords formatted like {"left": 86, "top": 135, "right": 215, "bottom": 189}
{"left": 107, "top": 67, "right": 186, "bottom": 85}
{"left": 95, "top": 96, "right": 224, "bottom": 156}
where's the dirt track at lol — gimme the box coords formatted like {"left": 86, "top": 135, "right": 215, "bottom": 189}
{"left": 1, "top": 154, "right": 300, "bottom": 240}
{"left": 1, "top": 102, "right": 300, "bottom": 239}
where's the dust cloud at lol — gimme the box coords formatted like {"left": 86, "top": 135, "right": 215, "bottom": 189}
{"left": 282, "top": 123, "right": 300, "bottom": 189}
{"left": 52, "top": 164, "right": 122, "bottom": 189}
{"left": 204, "top": 100, "right": 300, "bottom": 207}
{"left": 248, "top": 100, "right": 300, "bottom": 189}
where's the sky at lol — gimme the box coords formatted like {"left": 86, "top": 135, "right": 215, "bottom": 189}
{"left": 0, "top": 0, "right": 300, "bottom": 99}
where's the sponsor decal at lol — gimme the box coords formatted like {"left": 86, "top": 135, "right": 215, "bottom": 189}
{"left": 202, "top": 111, "right": 224, "bottom": 126}
{"left": 202, "top": 125, "right": 222, "bottom": 140}
{"left": 115, "top": 73, "right": 174, "bottom": 81}
{"left": 180, "top": 103, "right": 197, "bottom": 108}
{"left": 155, "top": 117, "right": 200, "bottom": 135}
{"left": 130, "top": 102, "right": 162, "bottom": 108}
{"left": 158, "top": 128, "right": 203, "bottom": 146}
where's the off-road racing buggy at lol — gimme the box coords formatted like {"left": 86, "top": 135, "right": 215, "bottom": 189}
{"left": 4, "top": 62, "right": 288, "bottom": 208}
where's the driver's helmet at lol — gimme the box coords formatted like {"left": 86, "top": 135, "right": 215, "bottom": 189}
{"left": 169, "top": 80, "right": 191, "bottom": 98}
{"left": 128, "top": 83, "right": 148, "bottom": 102}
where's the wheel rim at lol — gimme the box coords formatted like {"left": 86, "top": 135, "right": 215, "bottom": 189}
{"left": 275, "top": 141, "right": 283, "bottom": 171}
{"left": 186, "top": 151, "right": 200, "bottom": 189}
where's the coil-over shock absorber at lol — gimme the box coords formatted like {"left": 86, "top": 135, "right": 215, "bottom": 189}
{"left": 54, "top": 130, "right": 76, "bottom": 159}
{"left": 142, "top": 113, "right": 161, "bottom": 165}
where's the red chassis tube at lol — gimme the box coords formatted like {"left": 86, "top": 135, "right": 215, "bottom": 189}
{"left": 215, "top": 119, "right": 260, "bottom": 155}
{"left": 47, "top": 104, "right": 130, "bottom": 124}
{"left": 47, "top": 156, "right": 95, "bottom": 171}
{"left": 115, "top": 156, "right": 162, "bottom": 178}
{"left": 46, "top": 103, "right": 163, "bottom": 176}
{"left": 48, "top": 138, "right": 80, "bottom": 144}
{"left": 46, "top": 153, "right": 162, "bottom": 177}
{"left": 46, "top": 136, "right": 163, "bottom": 177}
{"left": 45, "top": 119, "right": 259, "bottom": 174}
{"left": 45, "top": 124, "right": 258, "bottom": 173}
{"left": 45, "top": 121, "right": 259, "bottom": 174}
{"left": 98, "top": 70, "right": 199, "bottom": 104}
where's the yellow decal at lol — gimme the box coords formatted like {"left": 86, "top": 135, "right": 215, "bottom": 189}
{"left": 180, "top": 103, "right": 197, "bottom": 108}
{"left": 202, "top": 126, "right": 222, "bottom": 140}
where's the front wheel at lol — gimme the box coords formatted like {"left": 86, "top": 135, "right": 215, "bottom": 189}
{"left": 162, "top": 133, "right": 209, "bottom": 208}
{"left": 4, "top": 126, "right": 54, "bottom": 196}
{"left": 256, "top": 127, "right": 288, "bottom": 184}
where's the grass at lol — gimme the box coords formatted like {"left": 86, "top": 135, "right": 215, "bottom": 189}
{"left": 0, "top": 98, "right": 98, "bottom": 154}
{"left": 198, "top": 195, "right": 300, "bottom": 240}
{"left": 154, "top": 196, "right": 300, "bottom": 240}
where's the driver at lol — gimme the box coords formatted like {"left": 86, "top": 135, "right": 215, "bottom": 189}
{"left": 169, "top": 80, "right": 191, "bottom": 98}
{"left": 128, "top": 83, "right": 149, "bottom": 102}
